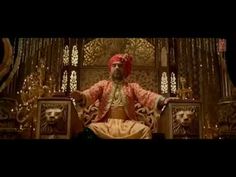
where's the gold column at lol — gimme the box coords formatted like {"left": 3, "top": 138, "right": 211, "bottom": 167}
{"left": 218, "top": 39, "right": 233, "bottom": 98}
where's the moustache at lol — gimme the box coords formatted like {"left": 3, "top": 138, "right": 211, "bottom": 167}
{"left": 114, "top": 69, "right": 121, "bottom": 72}
{"left": 112, "top": 69, "right": 122, "bottom": 74}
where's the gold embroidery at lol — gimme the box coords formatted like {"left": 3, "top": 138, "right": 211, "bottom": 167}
{"left": 111, "top": 83, "right": 125, "bottom": 106}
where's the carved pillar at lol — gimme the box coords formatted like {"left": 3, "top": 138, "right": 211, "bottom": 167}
{"left": 217, "top": 99, "right": 236, "bottom": 138}
{"left": 217, "top": 39, "right": 236, "bottom": 138}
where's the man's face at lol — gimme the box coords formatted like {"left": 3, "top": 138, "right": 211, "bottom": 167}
{"left": 110, "top": 61, "right": 124, "bottom": 81}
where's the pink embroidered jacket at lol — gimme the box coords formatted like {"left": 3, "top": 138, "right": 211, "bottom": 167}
{"left": 82, "top": 80, "right": 165, "bottom": 122}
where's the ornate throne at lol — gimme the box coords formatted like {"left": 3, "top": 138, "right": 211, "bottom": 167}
{"left": 76, "top": 38, "right": 161, "bottom": 135}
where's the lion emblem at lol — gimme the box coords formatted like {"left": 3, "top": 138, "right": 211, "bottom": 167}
{"left": 173, "top": 108, "right": 198, "bottom": 138}
{"left": 40, "top": 105, "right": 68, "bottom": 135}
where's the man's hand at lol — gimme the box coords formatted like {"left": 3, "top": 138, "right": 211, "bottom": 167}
{"left": 163, "top": 97, "right": 179, "bottom": 105}
{"left": 160, "top": 97, "right": 179, "bottom": 112}
{"left": 70, "top": 90, "right": 86, "bottom": 107}
{"left": 70, "top": 90, "right": 83, "bottom": 101}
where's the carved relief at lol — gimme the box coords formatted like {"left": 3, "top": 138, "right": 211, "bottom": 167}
{"left": 0, "top": 98, "right": 19, "bottom": 139}
{"left": 218, "top": 100, "right": 236, "bottom": 135}
{"left": 124, "top": 38, "right": 155, "bottom": 66}
{"left": 0, "top": 98, "right": 18, "bottom": 129}
{"left": 127, "top": 70, "right": 158, "bottom": 93}
{"left": 83, "top": 38, "right": 155, "bottom": 66}
{"left": 39, "top": 103, "right": 68, "bottom": 135}
{"left": 76, "top": 101, "right": 159, "bottom": 133}
{"left": 172, "top": 106, "right": 199, "bottom": 138}
{"left": 76, "top": 100, "right": 99, "bottom": 126}
{"left": 135, "top": 103, "right": 159, "bottom": 133}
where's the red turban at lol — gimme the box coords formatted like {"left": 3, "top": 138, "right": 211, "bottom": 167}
{"left": 108, "top": 53, "right": 133, "bottom": 78}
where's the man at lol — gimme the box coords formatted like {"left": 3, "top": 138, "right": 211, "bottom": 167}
{"left": 71, "top": 53, "right": 172, "bottom": 139}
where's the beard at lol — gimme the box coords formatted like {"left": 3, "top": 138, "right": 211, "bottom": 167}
{"left": 111, "top": 69, "right": 123, "bottom": 81}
